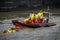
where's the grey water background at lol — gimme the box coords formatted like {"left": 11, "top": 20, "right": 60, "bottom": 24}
{"left": 0, "top": 9, "right": 60, "bottom": 40}
{"left": 0, "top": 16, "right": 60, "bottom": 40}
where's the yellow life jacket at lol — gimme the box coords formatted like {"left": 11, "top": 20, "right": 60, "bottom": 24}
{"left": 24, "top": 18, "right": 29, "bottom": 23}
{"left": 31, "top": 14, "right": 36, "bottom": 20}
{"left": 37, "top": 12, "right": 43, "bottom": 18}
{"left": 7, "top": 29, "right": 16, "bottom": 33}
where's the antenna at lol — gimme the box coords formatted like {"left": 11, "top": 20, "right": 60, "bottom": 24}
{"left": 47, "top": 6, "right": 50, "bottom": 23}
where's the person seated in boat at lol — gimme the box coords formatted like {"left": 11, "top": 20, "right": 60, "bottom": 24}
{"left": 24, "top": 12, "right": 36, "bottom": 24}
{"left": 23, "top": 18, "right": 31, "bottom": 24}
{"left": 30, "top": 12, "right": 36, "bottom": 24}
{"left": 36, "top": 10, "right": 43, "bottom": 24}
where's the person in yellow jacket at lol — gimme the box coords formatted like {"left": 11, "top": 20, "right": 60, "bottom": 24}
{"left": 7, "top": 29, "right": 16, "bottom": 33}
{"left": 30, "top": 12, "right": 36, "bottom": 23}
{"left": 3, "top": 28, "right": 16, "bottom": 34}
{"left": 37, "top": 10, "right": 43, "bottom": 18}
{"left": 37, "top": 10, "right": 43, "bottom": 24}
{"left": 24, "top": 12, "right": 36, "bottom": 24}
{"left": 23, "top": 18, "right": 30, "bottom": 24}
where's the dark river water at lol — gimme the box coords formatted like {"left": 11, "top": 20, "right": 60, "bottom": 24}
{"left": 0, "top": 16, "right": 60, "bottom": 40}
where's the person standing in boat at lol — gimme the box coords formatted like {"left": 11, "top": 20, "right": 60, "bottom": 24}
{"left": 43, "top": 10, "right": 49, "bottom": 23}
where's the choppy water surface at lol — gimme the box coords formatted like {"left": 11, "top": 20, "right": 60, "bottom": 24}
{"left": 0, "top": 16, "right": 60, "bottom": 40}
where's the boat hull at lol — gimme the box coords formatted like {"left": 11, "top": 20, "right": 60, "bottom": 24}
{"left": 12, "top": 20, "right": 56, "bottom": 28}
